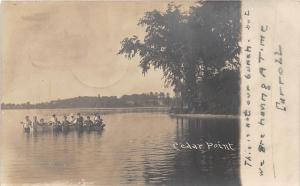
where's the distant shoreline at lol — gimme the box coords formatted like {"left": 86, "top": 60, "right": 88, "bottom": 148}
{"left": 0, "top": 106, "right": 170, "bottom": 111}
{"left": 171, "top": 113, "right": 240, "bottom": 119}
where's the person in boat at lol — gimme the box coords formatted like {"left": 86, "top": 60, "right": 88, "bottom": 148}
{"left": 21, "top": 115, "right": 32, "bottom": 132}
{"left": 93, "top": 113, "right": 103, "bottom": 127}
{"left": 62, "top": 115, "right": 70, "bottom": 125}
{"left": 32, "top": 116, "right": 40, "bottom": 130}
{"left": 50, "top": 114, "right": 57, "bottom": 123}
{"left": 50, "top": 114, "right": 61, "bottom": 129}
{"left": 84, "top": 116, "right": 93, "bottom": 127}
{"left": 39, "top": 118, "right": 46, "bottom": 126}
{"left": 69, "top": 114, "right": 76, "bottom": 125}
{"left": 93, "top": 113, "right": 100, "bottom": 122}
{"left": 76, "top": 113, "right": 84, "bottom": 127}
{"left": 39, "top": 118, "right": 49, "bottom": 132}
{"left": 33, "top": 116, "right": 40, "bottom": 124}
{"left": 61, "top": 115, "right": 71, "bottom": 131}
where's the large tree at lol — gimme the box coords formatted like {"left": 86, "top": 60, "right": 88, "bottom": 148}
{"left": 118, "top": 1, "right": 241, "bottom": 113}
{"left": 118, "top": 4, "right": 187, "bottom": 89}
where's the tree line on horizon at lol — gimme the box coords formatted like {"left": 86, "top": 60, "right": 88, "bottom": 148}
{"left": 118, "top": 1, "right": 241, "bottom": 114}
{"left": 2, "top": 1, "right": 241, "bottom": 115}
{"left": 1, "top": 92, "right": 173, "bottom": 110}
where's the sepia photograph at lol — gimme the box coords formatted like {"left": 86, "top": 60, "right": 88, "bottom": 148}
{"left": 1, "top": 1, "right": 243, "bottom": 185}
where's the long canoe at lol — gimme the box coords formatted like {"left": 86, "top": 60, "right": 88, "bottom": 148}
{"left": 24, "top": 124, "right": 105, "bottom": 133}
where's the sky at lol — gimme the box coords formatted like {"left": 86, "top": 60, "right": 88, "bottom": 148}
{"left": 1, "top": 1, "right": 195, "bottom": 104}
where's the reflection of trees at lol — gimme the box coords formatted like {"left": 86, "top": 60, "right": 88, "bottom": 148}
{"left": 171, "top": 118, "right": 241, "bottom": 186}
{"left": 119, "top": 1, "right": 241, "bottom": 114}
{"left": 139, "top": 117, "right": 240, "bottom": 185}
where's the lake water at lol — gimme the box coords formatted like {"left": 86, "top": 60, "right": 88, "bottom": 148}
{"left": 1, "top": 109, "right": 240, "bottom": 186}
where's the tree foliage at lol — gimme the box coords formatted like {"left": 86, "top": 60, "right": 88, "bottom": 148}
{"left": 118, "top": 1, "right": 241, "bottom": 113}
{"left": 118, "top": 4, "right": 188, "bottom": 88}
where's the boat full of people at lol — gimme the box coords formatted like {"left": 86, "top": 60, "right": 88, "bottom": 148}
{"left": 20, "top": 113, "right": 105, "bottom": 133}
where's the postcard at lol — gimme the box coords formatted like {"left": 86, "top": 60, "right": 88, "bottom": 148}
{"left": 1, "top": 1, "right": 299, "bottom": 185}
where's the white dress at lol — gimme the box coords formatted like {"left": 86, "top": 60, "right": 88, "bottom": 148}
{"left": 23, "top": 120, "right": 32, "bottom": 128}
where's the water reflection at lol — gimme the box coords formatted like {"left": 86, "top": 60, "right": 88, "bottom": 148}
{"left": 168, "top": 118, "right": 241, "bottom": 186}
{"left": 1, "top": 111, "right": 240, "bottom": 186}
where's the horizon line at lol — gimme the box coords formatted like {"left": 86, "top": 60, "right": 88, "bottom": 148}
{"left": 1, "top": 91, "right": 174, "bottom": 105}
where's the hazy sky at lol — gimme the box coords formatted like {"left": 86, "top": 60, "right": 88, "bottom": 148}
{"left": 1, "top": 1, "right": 195, "bottom": 104}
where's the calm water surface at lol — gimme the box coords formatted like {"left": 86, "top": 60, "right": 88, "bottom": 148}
{"left": 1, "top": 109, "right": 240, "bottom": 186}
